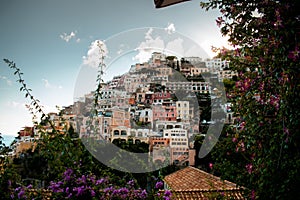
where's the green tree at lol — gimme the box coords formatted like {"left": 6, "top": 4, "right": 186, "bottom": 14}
{"left": 201, "top": 0, "right": 300, "bottom": 199}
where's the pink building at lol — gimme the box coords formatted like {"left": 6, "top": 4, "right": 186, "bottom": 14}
{"left": 152, "top": 104, "right": 177, "bottom": 122}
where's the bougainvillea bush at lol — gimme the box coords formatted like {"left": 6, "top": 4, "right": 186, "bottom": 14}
{"left": 9, "top": 167, "right": 171, "bottom": 200}
{"left": 201, "top": 0, "right": 300, "bottom": 199}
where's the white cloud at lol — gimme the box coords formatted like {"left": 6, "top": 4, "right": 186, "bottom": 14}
{"left": 60, "top": 31, "right": 79, "bottom": 42}
{"left": 0, "top": 75, "right": 12, "bottom": 86}
{"left": 165, "top": 23, "right": 176, "bottom": 34}
{"left": 42, "top": 79, "right": 62, "bottom": 89}
{"left": 133, "top": 27, "right": 196, "bottom": 63}
{"left": 82, "top": 40, "right": 108, "bottom": 68}
{"left": 165, "top": 37, "right": 184, "bottom": 56}
{"left": 133, "top": 28, "right": 165, "bottom": 63}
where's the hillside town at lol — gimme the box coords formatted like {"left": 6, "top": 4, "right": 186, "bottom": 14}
{"left": 9, "top": 52, "right": 237, "bottom": 168}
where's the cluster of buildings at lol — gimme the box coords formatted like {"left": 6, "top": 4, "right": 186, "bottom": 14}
{"left": 72, "top": 52, "right": 236, "bottom": 166}
{"left": 10, "top": 52, "right": 237, "bottom": 167}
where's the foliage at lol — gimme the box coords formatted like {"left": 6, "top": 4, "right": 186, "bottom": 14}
{"left": 201, "top": 0, "right": 300, "bottom": 199}
{"left": 9, "top": 167, "right": 171, "bottom": 200}
{"left": 1, "top": 39, "right": 174, "bottom": 199}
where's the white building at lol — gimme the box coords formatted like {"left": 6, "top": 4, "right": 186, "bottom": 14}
{"left": 205, "top": 58, "right": 229, "bottom": 71}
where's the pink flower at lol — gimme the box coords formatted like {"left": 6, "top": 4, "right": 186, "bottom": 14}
{"left": 240, "top": 142, "right": 245, "bottom": 151}
{"left": 242, "top": 78, "right": 252, "bottom": 91}
{"left": 236, "top": 141, "right": 245, "bottom": 152}
{"left": 232, "top": 137, "right": 237, "bottom": 143}
{"left": 258, "top": 82, "right": 265, "bottom": 91}
{"left": 240, "top": 121, "right": 246, "bottom": 130}
{"left": 251, "top": 190, "right": 256, "bottom": 200}
{"left": 288, "top": 46, "right": 300, "bottom": 61}
{"left": 209, "top": 163, "right": 213, "bottom": 169}
{"left": 246, "top": 163, "right": 253, "bottom": 174}
{"left": 283, "top": 127, "right": 289, "bottom": 135}
{"left": 269, "top": 95, "right": 280, "bottom": 110}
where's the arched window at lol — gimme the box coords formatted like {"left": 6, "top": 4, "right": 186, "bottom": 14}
{"left": 114, "top": 130, "right": 119, "bottom": 136}
{"left": 121, "top": 130, "right": 127, "bottom": 136}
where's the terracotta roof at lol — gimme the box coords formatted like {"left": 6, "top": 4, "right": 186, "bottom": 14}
{"left": 164, "top": 166, "right": 245, "bottom": 200}
{"left": 171, "top": 189, "right": 245, "bottom": 200}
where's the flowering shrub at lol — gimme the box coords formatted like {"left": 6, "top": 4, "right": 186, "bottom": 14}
{"left": 9, "top": 168, "right": 172, "bottom": 200}
{"left": 201, "top": 0, "right": 300, "bottom": 199}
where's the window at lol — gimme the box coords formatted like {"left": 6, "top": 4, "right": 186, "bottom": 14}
{"left": 114, "top": 130, "right": 119, "bottom": 136}
{"left": 121, "top": 130, "right": 127, "bottom": 136}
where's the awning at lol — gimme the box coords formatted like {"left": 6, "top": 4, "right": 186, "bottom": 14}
{"left": 154, "top": 0, "right": 190, "bottom": 8}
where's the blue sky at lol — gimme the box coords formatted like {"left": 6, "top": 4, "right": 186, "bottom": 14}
{"left": 0, "top": 0, "right": 230, "bottom": 136}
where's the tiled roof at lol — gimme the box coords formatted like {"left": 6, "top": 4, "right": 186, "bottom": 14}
{"left": 171, "top": 189, "right": 245, "bottom": 200}
{"left": 164, "top": 166, "right": 245, "bottom": 200}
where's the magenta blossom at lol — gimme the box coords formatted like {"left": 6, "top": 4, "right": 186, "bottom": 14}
{"left": 288, "top": 46, "right": 300, "bottom": 61}
{"left": 155, "top": 181, "right": 164, "bottom": 189}
{"left": 246, "top": 163, "right": 253, "bottom": 174}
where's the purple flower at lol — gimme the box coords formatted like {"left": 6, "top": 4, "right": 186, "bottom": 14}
{"left": 49, "top": 181, "right": 64, "bottom": 193}
{"left": 140, "top": 189, "right": 147, "bottom": 199}
{"left": 90, "top": 189, "right": 96, "bottom": 197}
{"left": 77, "top": 175, "right": 87, "bottom": 184}
{"left": 96, "top": 178, "right": 105, "bottom": 185}
{"left": 104, "top": 186, "right": 113, "bottom": 193}
{"left": 63, "top": 168, "right": 73, "bottom": 182}
{"left": 17, "top": 189, "right": 25, "bottom": 199}
{"left": 15, "top": 186, "right": 22, "bottom": 192}
{"left": 67, "top": 193, "right": 72, "bottom": 198}
{"left": 73, "top": 186, "right": 85, "bottom": 196}
{"left": 155, "top": 181, "right": 163, "bottom": 189}
{"left": 63, "top": 168, "right": 73, "bottom": 177}
{"left": 164, "top": 190, "right": 171, "bottom": 196}
{"left": 163, "top": 190, "right": 172, "bottom": 200}
{"left": 89, "top": 175, "right": 96, "bottom": 184}
{"left": 127, "top": 180, "right": 135, "bottom": 187}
